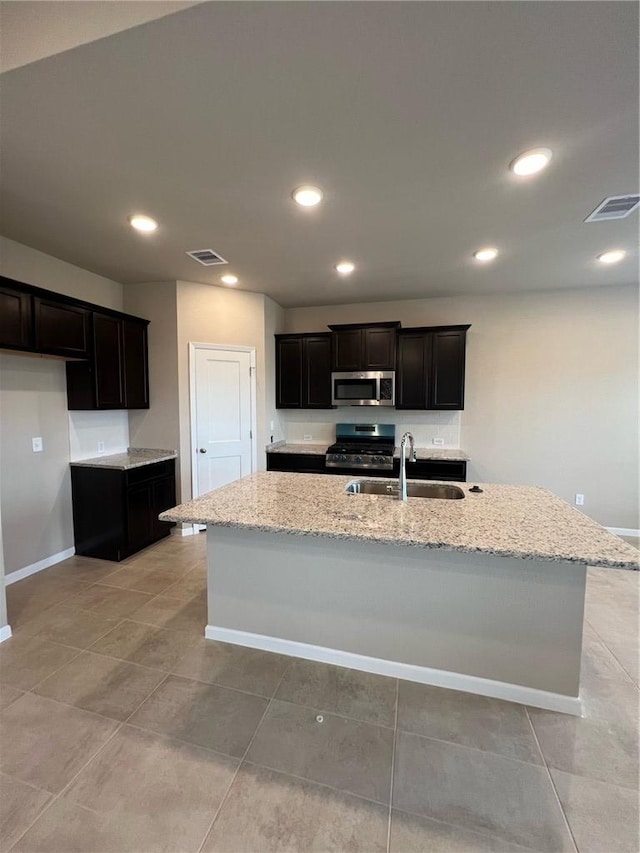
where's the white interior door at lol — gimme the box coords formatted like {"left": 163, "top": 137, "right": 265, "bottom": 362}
{"left": 193, "top": 346, "right": 254, "bottom": 498}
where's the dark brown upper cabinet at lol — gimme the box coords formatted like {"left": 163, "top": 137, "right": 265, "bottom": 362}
{"left": 34, "top": 296, "right": 90, "bottom": 359}
{"left": 0, "top": 277, "right": 150, "bottom": 411}
{"left": 329, "top": 322, "right": 399, "bottom": 371}
{"left": 122, "top": 319, "right": 149, "bottom": 409}
{"left": 276, "top": 333, "right": 332, "bottom": 409}
{"left": 0, "top": 284, "right": 33, "bottom": 350}
{"left": 396, "top": 325, "right": 470, "bottom": 410}
{"left": 67, "top": 314, "right": 149, "bottom": 410}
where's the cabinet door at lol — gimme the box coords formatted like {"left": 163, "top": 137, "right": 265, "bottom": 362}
{"left": 303, "top": 335, "right": 332, "bottom": 408}
{"left": 331, "top": 329, "right": 363, "bottom": 371}
{"left": 123, "top": 320, "right": 149, "bottom": 409}
{"left": 363, "top": 327, "right": 396, "bottom": 370}
{"left": 34, "top": 297, "right": 89, "bottom": 358}
{"left": 430, "top": 330, "right": 466, "bottom": 410}
{"left": 125, "top": 483, "right": 154, "bottom": 552}
{"left": 0, "top": 286, "right": 33, "bottom": 349}
{"left": 93, "top": 314, "right": 125, "bottom": 408}
{"left": 276, "top": 337, "right": 303, "bottom": 408}
{"left": 152, "top": 476, "right": 176, "bottom": 538}
{"left": 396, "top": 333, "right": 429, "bottom": 409}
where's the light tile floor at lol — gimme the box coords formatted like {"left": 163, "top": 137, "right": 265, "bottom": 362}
{"left": 0, "top": 532, "right": 638, "bottom": 852}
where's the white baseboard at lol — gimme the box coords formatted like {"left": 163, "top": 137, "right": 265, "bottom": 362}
{"left": 606, "top": 527, "right": 640, "bottom": 538}
{"left": 205, "top": 624, "right": 582, "bottom": 716}
{"left": 5, "top": 547, "right": 75, "bottom": 586}
{"left": 170, "top": 525, "right": 199, "bottom": 537}
{"left": 0, "top": 625, "right": 12, "bottom": 643}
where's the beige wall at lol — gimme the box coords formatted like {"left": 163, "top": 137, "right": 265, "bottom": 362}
{"left": 124, "top": 281, "right": 181, "bottom": 488}
{"left": 0, "top": 355, "right": 74, "bottom": 571}
{"left": 0, "top": 236, "right": 123, "bottom": 311}
{"left": 176, "top": 281, "right": 273, "bottom": 502}
{"left": 0, "top": 238, "right": 126, "bottom": 576}
{"left": 284, "top": 285, "right": 639, "bottom": 530}
{"left": 264, "top": 295, "right": 286, "bottom": 445}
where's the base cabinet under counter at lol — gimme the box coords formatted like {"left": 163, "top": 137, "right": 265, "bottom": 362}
{"left": 71, "top": 459, "right": 176, "bottom": 561}
{"left": 266, "top": 452, "right": 466, "bottom": 481}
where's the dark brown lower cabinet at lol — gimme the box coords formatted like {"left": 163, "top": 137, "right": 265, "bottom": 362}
{"left": 71, "top": 459, "right": 176, "bottom": 561}
{"left": 266, "top": 453, "right": 467, "bottom": 482}
{"left": 266, "top": 452, "right": 327, "bottom": 474}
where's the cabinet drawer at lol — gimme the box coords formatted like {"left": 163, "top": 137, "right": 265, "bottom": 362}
{"left": 125, "top": 459, "right": 175, "bottom": 486}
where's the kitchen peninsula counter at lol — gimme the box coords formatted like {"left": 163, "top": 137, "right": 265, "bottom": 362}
{"left": 161, "top": 472, "right": 637, "bottom": 716}
{"left": 160, "top": 471, "right": 638, "bottom": 569}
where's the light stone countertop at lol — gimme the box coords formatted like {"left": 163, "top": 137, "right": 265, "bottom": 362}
{"left": 70, "top": 448, "right": 177, "bottom": 470}
{"left": 395, "top": 447, "right": 469, "bottom": 462}
{"left": 266, "top": 442, "right": 328, "bottom": 455}
{"left": 160, "top": 471, "right": 639, "bottom": 569}
{"left": 266, "top": 442, "right": 469, "bottom": 461}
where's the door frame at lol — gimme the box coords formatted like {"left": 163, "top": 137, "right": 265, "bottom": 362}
{"left": 189, "top": 342, "right": 258, "bottom": 510}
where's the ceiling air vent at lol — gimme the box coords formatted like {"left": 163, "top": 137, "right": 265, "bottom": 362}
{"left": 584, "top": 194, "right": 640, "bottom": 223}
{"left": 185, "top": 249, "right": 228, "bottom": 266}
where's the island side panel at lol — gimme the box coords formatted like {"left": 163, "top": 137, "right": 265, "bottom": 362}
{"left": 205, "top": 527, "right": 586, "bottom": 711}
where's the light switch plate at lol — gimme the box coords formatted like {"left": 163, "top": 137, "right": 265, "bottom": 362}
{"left": 32, "top": 437, "right": 43, "bottom": 452}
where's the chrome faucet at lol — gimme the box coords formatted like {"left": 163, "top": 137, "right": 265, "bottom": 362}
{"left": 399, "top": 431, "right": 416, "bottom": 501}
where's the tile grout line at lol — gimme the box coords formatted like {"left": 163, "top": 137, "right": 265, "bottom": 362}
{"left": 7, "top": 672, "right": 173, "bottom": 852}
{"left": 386, "top": 678, "right": 399, "bottom": 853}
{"left": 194, "top": 659, "right": 294, "bottom": 853}
{"left": 585, "top": 618, "right": 639, "bottom": 689}
{"left": 6, "top": 722, "right": 125, "bottom": 852}
{"left": 524, "top": 706, "right": 580, "bottom": 853}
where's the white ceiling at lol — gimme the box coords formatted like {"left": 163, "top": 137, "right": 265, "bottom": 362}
{"left": 0, "top": 1, "right": 637, "bottom": 308}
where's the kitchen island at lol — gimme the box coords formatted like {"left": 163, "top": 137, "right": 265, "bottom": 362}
{"left": 161, "top": 472, "right": 638, "bottom": 715}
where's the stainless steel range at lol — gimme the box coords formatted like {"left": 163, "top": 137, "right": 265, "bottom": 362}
{"left": 326, "top": 423, "right": 395, "bottom": 472}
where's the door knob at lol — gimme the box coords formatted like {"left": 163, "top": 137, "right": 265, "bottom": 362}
{"left": 199, "top": 448, "right": 207, "bottom": 454}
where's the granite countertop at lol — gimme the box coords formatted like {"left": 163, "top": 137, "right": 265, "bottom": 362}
{"left": 266, "top": 441, "right": 469, "bottom": 461}
{"left": 70, "top": 448, "right": 177, "bottom": 470}
{"left": 396, "top": 447, "right": 469, "bottom": 462}
{"left": 266, "top": 442, "right": 328, "bottom": 455}
{"left": 160, "top": 471, "right": 639, "bottom": 569}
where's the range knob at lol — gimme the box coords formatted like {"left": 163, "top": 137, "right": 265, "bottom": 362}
{"left": 355, "top": 456, "right": 362, "bottom": 463}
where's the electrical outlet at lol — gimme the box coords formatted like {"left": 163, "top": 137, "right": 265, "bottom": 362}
{"left": 32, "top": 437, "right": 43, "bottom": 453}
{"left": 97, "top": 441, "right": 105, "bottom": 453}
{"left": 432, "top": 437, "right": 445, "bottom": 446}
{"left": 575, "top": 493, "right": 585, "bottom": 506}
{"left": 303, "top": 434, "right": 312, "bottom": 441}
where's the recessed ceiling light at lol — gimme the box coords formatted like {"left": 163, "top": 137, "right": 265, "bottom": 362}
{"left": 510, "top": 148, "right": 553, "bottom": 176}
{"left": 292, "top": 185, "right": 323, "bottom": 207}
{"left": 473, "top": 247, "right": 498, "bottom": 262}
{"left": 597, "top": 249, "right": 626, "bottom": 265}
{"left": 221, "top": 274, "right": 239, "bottom": 285}
{"left": 128, "top": 214, "right": 158, "bottom": 233}
{"left": 335, "top": 261, "right": 355, "bottom": 275}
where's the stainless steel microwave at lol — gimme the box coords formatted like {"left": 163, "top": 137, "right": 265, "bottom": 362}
{"left": 331, "top": 371, "right": 395, "bottom": 407}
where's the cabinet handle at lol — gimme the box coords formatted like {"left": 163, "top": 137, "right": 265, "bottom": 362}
{"left": 199, "top": 448, "right": 207, "bottom": 454}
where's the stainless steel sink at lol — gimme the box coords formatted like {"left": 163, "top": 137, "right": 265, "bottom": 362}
{"left": 345, "top": 479, "right": 465, "bottom": 500}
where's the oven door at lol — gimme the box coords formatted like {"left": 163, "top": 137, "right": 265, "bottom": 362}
{"left": 331, "top": 371, "right": 395, "bottom": 406}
